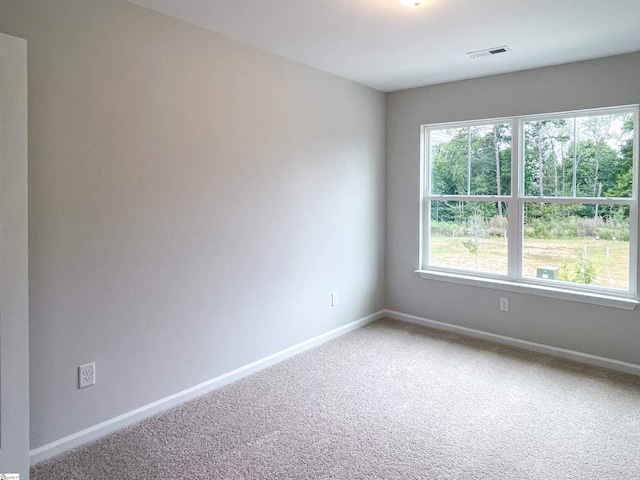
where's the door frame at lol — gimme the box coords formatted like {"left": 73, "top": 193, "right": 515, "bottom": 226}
{"left": 0, "top": 32, "right": 29, "bottom": 478}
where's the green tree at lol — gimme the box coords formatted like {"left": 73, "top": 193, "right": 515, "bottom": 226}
{"left": 573, "top": 250, "right": 596, "bottom": 284}
{"left": 604, "top": 115, "right": 634, "bottom": 216}
{"left": 462, "top": 208, "right": 486, "bottom": 270}
{"left": 524, "top": 119, "right": 570, "bottom": 197}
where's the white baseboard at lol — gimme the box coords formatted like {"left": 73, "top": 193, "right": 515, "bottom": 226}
{"left": 32, "top": 308, "right": 638, "bottom": 465}
{"left": 384, "top": 309, "right": 640, "bottom": 377}
{"left": 29, "top": 310, "right": 385, "bottom": 465}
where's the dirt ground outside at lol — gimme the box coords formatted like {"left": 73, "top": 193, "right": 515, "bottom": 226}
{"left": 430, "top": 236, "right": 629, "bottom": 290}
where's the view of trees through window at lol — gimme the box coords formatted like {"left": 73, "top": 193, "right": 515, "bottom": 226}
{"left": 425, "top": 109, "right": 635, "bottom": 293}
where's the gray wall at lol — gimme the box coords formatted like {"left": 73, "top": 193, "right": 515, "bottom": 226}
{"left": 386, "top": 53, "right": 640, "bottom": 366}
{"left": 0, "top": 0, "right": 386, "bottom": 449}
{"left": 0, "top": 32, "right": 29, "bottom": 478}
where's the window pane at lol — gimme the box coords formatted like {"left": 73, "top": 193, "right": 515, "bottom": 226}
{"left": 429, "top": 200, "right": 508, "bottom": 275}
{"left": 430, "top": 127, "right": 468, "bottom": 195}
{"left": 430, "top": 123, "right": 511, "bottom": 196}
{"left": 524, "top": 112, "right": 634, "bottom": 198}
{"left": 523, "top": 203, "right": 630, "bottom": 290}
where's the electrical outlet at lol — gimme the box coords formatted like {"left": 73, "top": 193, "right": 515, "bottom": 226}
{"left": 78, "top": 362, "right": 95, "bottom": 389}
{"left": 331, "top": 292, "right": 339, "bottom": 306}
{"left": 499, "top": 297, "right": 509, "bottom": 312}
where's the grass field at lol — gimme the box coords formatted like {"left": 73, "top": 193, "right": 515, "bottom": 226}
{"left": 430, "top": 236, "right": 629, "bottom": 290}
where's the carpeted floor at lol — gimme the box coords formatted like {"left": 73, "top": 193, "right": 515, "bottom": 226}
{"left": 32, "top": 318, "right": 640, "bottom": 479}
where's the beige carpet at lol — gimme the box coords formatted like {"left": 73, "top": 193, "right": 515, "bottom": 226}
{"left": 32, "top": 318, "right": 640, "bottom": 479}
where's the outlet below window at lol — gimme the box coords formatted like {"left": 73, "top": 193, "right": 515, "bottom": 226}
{"left": 78, "top": 362, "right": 96, "bottom": 389}
{"left": 499, "top": 297, "right": 509, "bottom": 312}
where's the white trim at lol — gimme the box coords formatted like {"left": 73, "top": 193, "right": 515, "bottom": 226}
{"left": 420, "top": 105, "right": 639, "bottom": 303}
{"left": 628, "top": 107, "right": 639, "bottom": 302}
{"left": 29, "top": 310, "right": 385, "bottom": 465}
{"left": 416, "top": 269, "right": 639, "bottom": 310}
{"left": 28, "top": 308, "right": 640, "bottom": 466}
{"left": 384, "top": 309, "right": 640, "bottom": 377}
{"left": 429, "top": 195, "right": 631, "bottom": 205}
{"left": 418, "top": 124, "right": 427, "bottom": 268}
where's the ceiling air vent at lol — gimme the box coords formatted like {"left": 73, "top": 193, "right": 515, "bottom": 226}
{"left": 467, "top": 45, "right": 512, "bottom": 59}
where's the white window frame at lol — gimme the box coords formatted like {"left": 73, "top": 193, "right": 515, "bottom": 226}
{"left": 417, "top": 105, "right": 639, "bottom": 310}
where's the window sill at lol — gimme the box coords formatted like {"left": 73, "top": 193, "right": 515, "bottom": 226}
{"left": 415, "top": 270, "right": 638, "bottom": 311}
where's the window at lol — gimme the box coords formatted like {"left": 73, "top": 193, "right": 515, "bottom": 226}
{"left": 418, "top": 106, "right": 638, "bottom": 308}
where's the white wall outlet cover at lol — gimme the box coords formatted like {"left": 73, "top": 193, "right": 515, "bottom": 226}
{"left": 499, "top": 298, "right": 509, "bottom": 312}
{"left": 331, "top": 292, "right": 339, "bottom": 306}
{"left": 78, "top": 362, "right": 96, "bottom": 389}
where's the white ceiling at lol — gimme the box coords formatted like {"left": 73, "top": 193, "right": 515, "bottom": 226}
{"left": 127, "top": 0, "right": 640, "bottom": 92}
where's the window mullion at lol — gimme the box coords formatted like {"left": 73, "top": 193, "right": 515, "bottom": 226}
{"left": 507, "top": 119, "right": 522, "bottom": 281}
{"left": 628, "top": 108, "right": 640, "bottom": 299}
{"left": 419, "top": 125, "right": 428, "bottom": 269}
{"left": 467, "top": 127, "right": 471, "bottom": 196}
